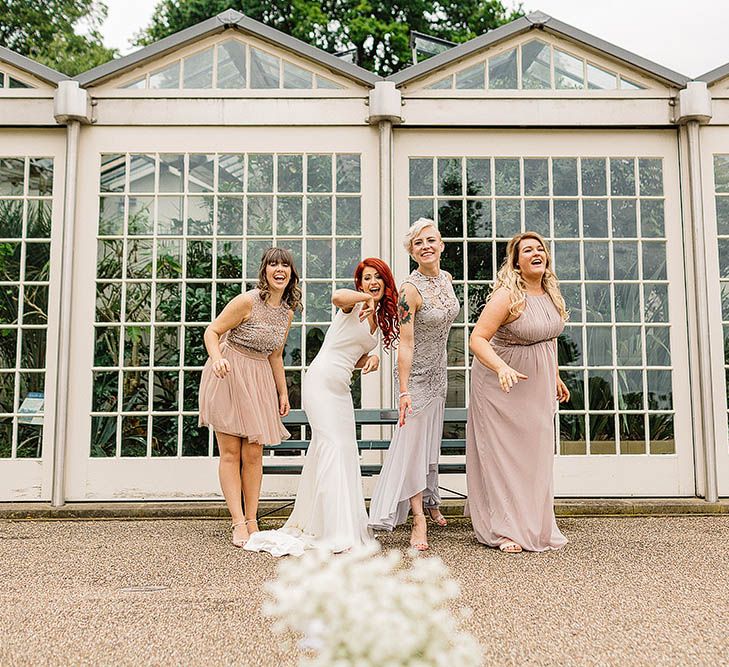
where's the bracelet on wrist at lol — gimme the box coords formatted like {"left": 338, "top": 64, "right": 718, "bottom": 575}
{"left": 398, "top": 391, "right": 410, "bottom": 398}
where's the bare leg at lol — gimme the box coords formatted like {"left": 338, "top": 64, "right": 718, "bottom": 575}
{"left": 241, "top": 440, "right": 264, "bottom": 533}
{"left": 217, "top": 431, "right": 248, "bottom": 545}
{"left": 409, "top": 492, "right": 428, "bottom": 550}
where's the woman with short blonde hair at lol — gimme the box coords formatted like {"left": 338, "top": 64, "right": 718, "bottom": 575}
{"left": 465, "top": 231, "right": 569, "bottom": 553}
{"left": 369, "top": 218, "right": 460, "bottom": 551}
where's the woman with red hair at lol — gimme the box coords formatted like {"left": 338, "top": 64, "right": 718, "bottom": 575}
{"left": 246, "top": 257, "right": 399, "bottom": 556}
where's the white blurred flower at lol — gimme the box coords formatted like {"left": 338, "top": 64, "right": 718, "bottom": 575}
{"left": 264, "top": 546, "right": 483, "bottom": 667}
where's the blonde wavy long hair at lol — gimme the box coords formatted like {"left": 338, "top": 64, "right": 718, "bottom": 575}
{"left": 489, "top": 232, "right": 568, "bottom": 320}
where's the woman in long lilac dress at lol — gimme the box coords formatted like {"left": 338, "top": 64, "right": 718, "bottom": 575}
{"left": 465, "top": 232, "right": 570, "bottom": 553}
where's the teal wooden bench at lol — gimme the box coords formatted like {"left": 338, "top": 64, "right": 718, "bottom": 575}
{"left": 263, "top": 408, "right": 468, "bottom": 477}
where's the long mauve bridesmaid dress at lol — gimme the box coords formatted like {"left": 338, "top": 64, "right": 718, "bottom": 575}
{"left": 465, "top": 293, "right": 568, "bottom": 552}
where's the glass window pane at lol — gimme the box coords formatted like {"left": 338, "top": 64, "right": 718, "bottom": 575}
{"left": 159, "top": 154, "right": 184, "bottom": 193}
{"left": 120, "top": 77, "right": 146, "bottom": 89}
{"left": 22, "top": 285, "right": 48, "bottom": 325}
{"left": 91, "top": 416, "right": 117, "bottom": 457}
{"left": 640, "top": 199, "right": 664, "bottom": 238}
{"left": 278, "top": 155, "right": 303, "bottom": 193}
{"left": 525, "top": 199, "right": 549, "bottom": 237}
{"left": 426, "top": 75, "right": 453, "bottom": 90}
{"left": 100, "top": 154, "right": 126, "bottom": 193}
{"left": 218, "top": 154, "right": 245, "bottom": 192}
{"left": 620, "top": 78, "right": 644, "bottom": 91}
{"left": 157, "top": 196, "right": 183, "bottom": 235}
{"left": 121, "top": 415, "right": 148, "bottom": 456}
{"left": 441, "top": 242, "right": 463, "bottom": 279}
{"left": 554, "top": 49, "right": 584, "bottom": 89}
{"left": 277, "top": 196, "right": 303, "bottom": 235}
{"left": 24, "top": 242, "right": 50, "bottom": 281}
{"left": 217, "top": 40, "right": 246, "bottom": 88}
{"left": 583, "top": 200, "right": 608, "bottom": 238}
{"left": 315, "top": 75, "right": 343, "bottom": 89}
{"left": 553, "top": 199, "right": 579, "bottom": 237}
{"left": 306, "top": 239, "right": 332, "bottom": 278}
{"left": 715, "top": 196, "right": 729, "bottom": 236}
{"left": 581, "top": 158, "right": 607, "bottom": 196}
{"left": 649, "top": 414, "right": 674, "bottom": 454}
{"left": 554, "top": 242, "right": 580, "bottom": 280}
{"left": 552, "top": 158, "right": 578, "bottom": 196}
{"left": 587, "top": 63, "right": 617, "bottom": 90}
{"left": 25, "top": 197, "right": 52, "bottom": 239}
{"left": 559, "top": 414, "right": 586, "bottom": 454}
{"left": 247, "top": 196, "right": 273, "bottom": 235}
{"left": 336, "top": 155, "right": 360, "bottom": 193}
{"left": 0, "top": 158, "right": 24, "bottom": 195}
{"left": 129, "top": 154, "right": 156, "bottom": 193}
{"left": 521, "top": 40, "right": 551, "bottom": 89}
{"left": 558, "top": 326, "right": 582, "bottom": 366}
{"left": 185, "top": 240, "right": 212, "bottom": 279}
{"left": 8, "top": 76, "right": 32, "bottom": 89}
{"left": 466, "top": 158, "right": 490, "bottom": 196}
{"left": 588, "top": 369, "right": 614, "bottom": 411}
{"left": 585, "top": 283, "right": 610, "bottom": 322}
{"left": 617, "top": 369, "right": 643, "bottom": 410}
{"left": 410, "top": 199, "right": 433, "bottom": 225}
{"left": 283, "top": 62, "right": 312, "bottom": 89}
{"left": 0, "top": 200, "right": 23, "bottom": 237}
{"left": 645, "top": 326, "right": 671, "bottom": 366}
{"left": 246, "top": 154, "right": 274, "bottom": 193}
{"left": 524, "top": 159, "right": 548, "bottom": 196}
{"left": 149, "top": 62, "right": 180, "bottom": 89}
{"left": 642, "top": 241, "right": 667, "bottom": 280}
{"left": 467, "top": 200, "right": 492, "bottom": 237}
{"left": 647, "top": 369, "right": 673, "bottom": 409}
{"left": 183, "top": 48, "right": 213, "bottom": 89}
{"left": 614, "top": 283, "right": 641, "bottom": 322}
{"left": 488, "top": 48, "right": 517, "bottom": 89}
{"left": 307, "top": 155, "right": 332, "bottom": 193}
{"left": 643, "top": 283, "right": 669, "bottom": 322}
{"left": 306, "top": 196, "right": 332, "bottom": 235}
{"left": 639, "top": 159, "right": 663, "bottom": 196}
{"left": 610, "top": 158, "right": 635, "bottom": 196}
{"left": 216, "top": 196, "right": 243, "bottom": 235}
{"left": 616, "top": 326, "right": 642, "bottom": 366}
{"left": 494, "top": 158, "right": 520, "bottom": 196}
{"left": 336, "top": 197, "right": 360, "bottom": 235}
{"left": 438, "top": 158, "right": 462, "bottom": 197}
{"left": 612, "top": 199, "right": 637, "bottom": 237}
{"left": 305, "top": 284, "right": 332, "bottom": 321}
{"left": 188, "top": 154, "right": 214, "bottom": 192}
{"left": 467, "top": 242, "right": 492, "bottom": 280}
{"left": 584, "top": 242, "right": 609, "bottom": 280}
{"left": 128, "top": 196, "right": 154, "bottom": 235}
{"left": 586, "top": 326, "right": 612, "bottom": 366}
{"left": 455, "top": 64, "right": 485, "bottom": 89}
{"left": 612, "top": 241, "right": 639, "bottom": 280}
{"left": 336, "top": 238, "right": 361, "bottom": 279}
{"left": 714, "top": 155, "right": 729, "bottom": 193}
{"left": 250, "top": 47, "right": 280, "bottom": 88}
{"left": 495, "top": 199, "right": 521, "bottom": 237}
{"left": 28, "top": 158, "right": 53, "bottom": 196}
{"left": 409, "top": 158, "right": 433, "bottom": 196}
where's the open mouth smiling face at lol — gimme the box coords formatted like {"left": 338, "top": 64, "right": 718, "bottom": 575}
{"left": 518, "top": 240, "right": 547, "bottom": 276}
{"left": 267, "top": 261, "right": 291, "bottom": 289}
{"left": 361, "top": 268, "right": 385, "bottom": 302}
{"left": 411, "top": 227, "right": 443, "bottom": 265}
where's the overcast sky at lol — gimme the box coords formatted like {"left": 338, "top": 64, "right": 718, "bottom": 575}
{"left": 101, "top": 0, "right": 729, "bottom": 78}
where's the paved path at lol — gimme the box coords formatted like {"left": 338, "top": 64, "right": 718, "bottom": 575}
{"left": 1, "top": 516, "right": 728, "bottom": 666}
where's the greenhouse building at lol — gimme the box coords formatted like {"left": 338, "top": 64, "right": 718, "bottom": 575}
{"left": 1, "top": 9, "right": 728, "bottom": 504}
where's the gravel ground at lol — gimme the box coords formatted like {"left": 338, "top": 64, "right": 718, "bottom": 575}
{"left": 1, "top": 516, "right": 728, "bottom": 666}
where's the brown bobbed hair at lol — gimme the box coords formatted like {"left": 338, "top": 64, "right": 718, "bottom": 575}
{"left": 257, "top": 247, "right": 302, "bottom": 311}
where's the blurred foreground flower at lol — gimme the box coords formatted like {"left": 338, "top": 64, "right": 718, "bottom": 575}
{"left": 264, "top": 544, "right": 483, "bottom": 666}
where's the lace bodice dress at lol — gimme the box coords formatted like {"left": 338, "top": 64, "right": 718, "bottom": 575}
{"left": 395, "top": 270, "right": 460, "bottom": 414}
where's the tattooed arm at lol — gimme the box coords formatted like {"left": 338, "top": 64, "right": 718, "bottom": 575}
{"left": 397, "top": 282, "right": 422, "bottom": 426}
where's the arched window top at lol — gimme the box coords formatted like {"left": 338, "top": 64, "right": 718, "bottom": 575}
{"left": 118, "top": 38, "right": 345, "bottom": 91}
{"left": 424, "top": 39, "right": 647, "bottom": 92}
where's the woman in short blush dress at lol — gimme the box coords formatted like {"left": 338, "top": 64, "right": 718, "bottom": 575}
{"left": 245, "top": 258, "right": 399, "bottom": 556}
{"left": 369, "top": 219, "right": 460, "bottom": 551}
{"left": 465, "top": 231, "right": 570, "bottom": 553}
{"left": 198, "top": 247, "right": 300, "bottom": 548}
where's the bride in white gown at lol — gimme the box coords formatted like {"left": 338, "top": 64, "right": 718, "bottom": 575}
{"left": 245, "top": 258, "right": 400, "bottom": 556}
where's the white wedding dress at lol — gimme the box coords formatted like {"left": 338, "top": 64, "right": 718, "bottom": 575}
{"left": 245, "top": 303, "right": 377, "bottom": 556}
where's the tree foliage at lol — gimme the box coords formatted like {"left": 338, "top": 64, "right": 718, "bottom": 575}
{"left": 136, "top": 0, "right": 523, "bottom": 76}
{"left": 0, "top": 0, "right": 116, "bottom": 76}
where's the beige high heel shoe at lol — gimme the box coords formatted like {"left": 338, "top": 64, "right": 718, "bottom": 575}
{"left": 409, "top": 513, "right": 429, "bottom": 552}
{"left": 231, "top": 520, "right": 248, "bottom": 548}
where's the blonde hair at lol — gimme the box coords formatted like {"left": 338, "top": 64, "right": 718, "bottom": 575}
{"left": 403, "top": 218, "right": 440, "bottom": 253}
{"left": 489, "top": 231, "right": 568, "bottom": 320}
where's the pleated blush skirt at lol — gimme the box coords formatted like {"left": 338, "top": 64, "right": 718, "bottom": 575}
{"left": 198, "top": 342, "right": 290, "bottom": 445}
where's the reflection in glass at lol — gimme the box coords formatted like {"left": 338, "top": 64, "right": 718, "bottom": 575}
{"left": 467, "top": 200, "right": 491, "bottom": 237}
{"left": 216, "top": 196, "right": 243, "bottom": 236}
{"left": 615, "top": 326, "right": 642, "bottom": 366}
{"left": 488, "top": 48, "right": 517, "bottom": 89}
{"left": 554, "top": 49, "right": 584, "bottom": 89}
{"left": 217, "top": 40, "right": 246, "bottom": 88}
{"left": 250, "top": 47, "right": 280, "bottom": 88}
{"left": 611, "top": 199, "right": 637, "bottom": 237}
{"left": 307, "top": 155, "right": 332, "bottom": 193}
{"left": 553, "top": 199, "right": 578, "bottom": 237}
{"left": 149, "top": 62, "right": 180, "bottom": 89}
{"left": 278, "top": 196, "right": 303, "bottom": 235}
{"left": 248, "top": 196, "right": 274, "bottom": 235}
{"left": 283, "top": 62, "right": 312, "bottom": 89}
{"left": 188, "top": 154, "right": 215, "bottom": 192}
{"left": 587, "top": 64, "right": 617, "bottom": 90}
{"left": 583, "top": 200, "right": 608, "bottom": 238}
{"left": 28, "top": 158, "right": 53, "bottom": 196}
{"left": 0, "top": 158, "right": 24, "bottom": 195}
{"left": 247, "top": 154, "right": 274, "bottom": 192}
{"left": 466, "top": 159, "right": 490, "bottom": 196}
{"left": 610, "top": 158, "right": 635, "bottom": 196}
{"left": 521, "top": 40, "right": 551, "bottom": 89}
{"left": 307, "top": 239, "right": 332, "bottom": 278}
{"left": 612, "top": 241, "right": 639, "bottom": 280}
{"left": 336, "top": 238, "right": 361, "bottom": 279}
{"left": 218, "top": 154, "right": 245, "bottom": 192}
{"left": 495, "top": 199, "right": 520, "bottom": 237}
{"left": 306, "top": 196, "right": 332, "bottom": 235}
{"left": 552, "top": 158, "right": 578, "bottom": 196}
{"left": 438, "top": 199, "right": 462, "bottom": 237}
{"left": 183, "top": 48, "right": 213, "bottom": 88}
{"left": 336, "top": 155, "right": 360, "bottom": 193}
{"left": 306, "top": 284, "right": 332, "bottom": 322}
{"left": 336, "top": 197, "right": 361, "bottom": 235}
{"left": 455, "top": 64, "right": 485, "bottom": 89}
{"left": 583, "top": 242, "right": 609, "bottom": 280}
{"left": 279, "top": 155, "right": 304, "bottom": 193}
{"left": 581, "top": 158, "right": 606, "bottom": 196}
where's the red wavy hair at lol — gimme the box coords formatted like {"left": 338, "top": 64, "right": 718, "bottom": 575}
{"left": 354, "top": 257, "right": 399, "bottom": 350}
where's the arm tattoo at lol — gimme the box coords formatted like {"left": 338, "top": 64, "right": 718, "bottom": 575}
{"left": 398, "top": 293, "right": 412, "bottom": 325}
